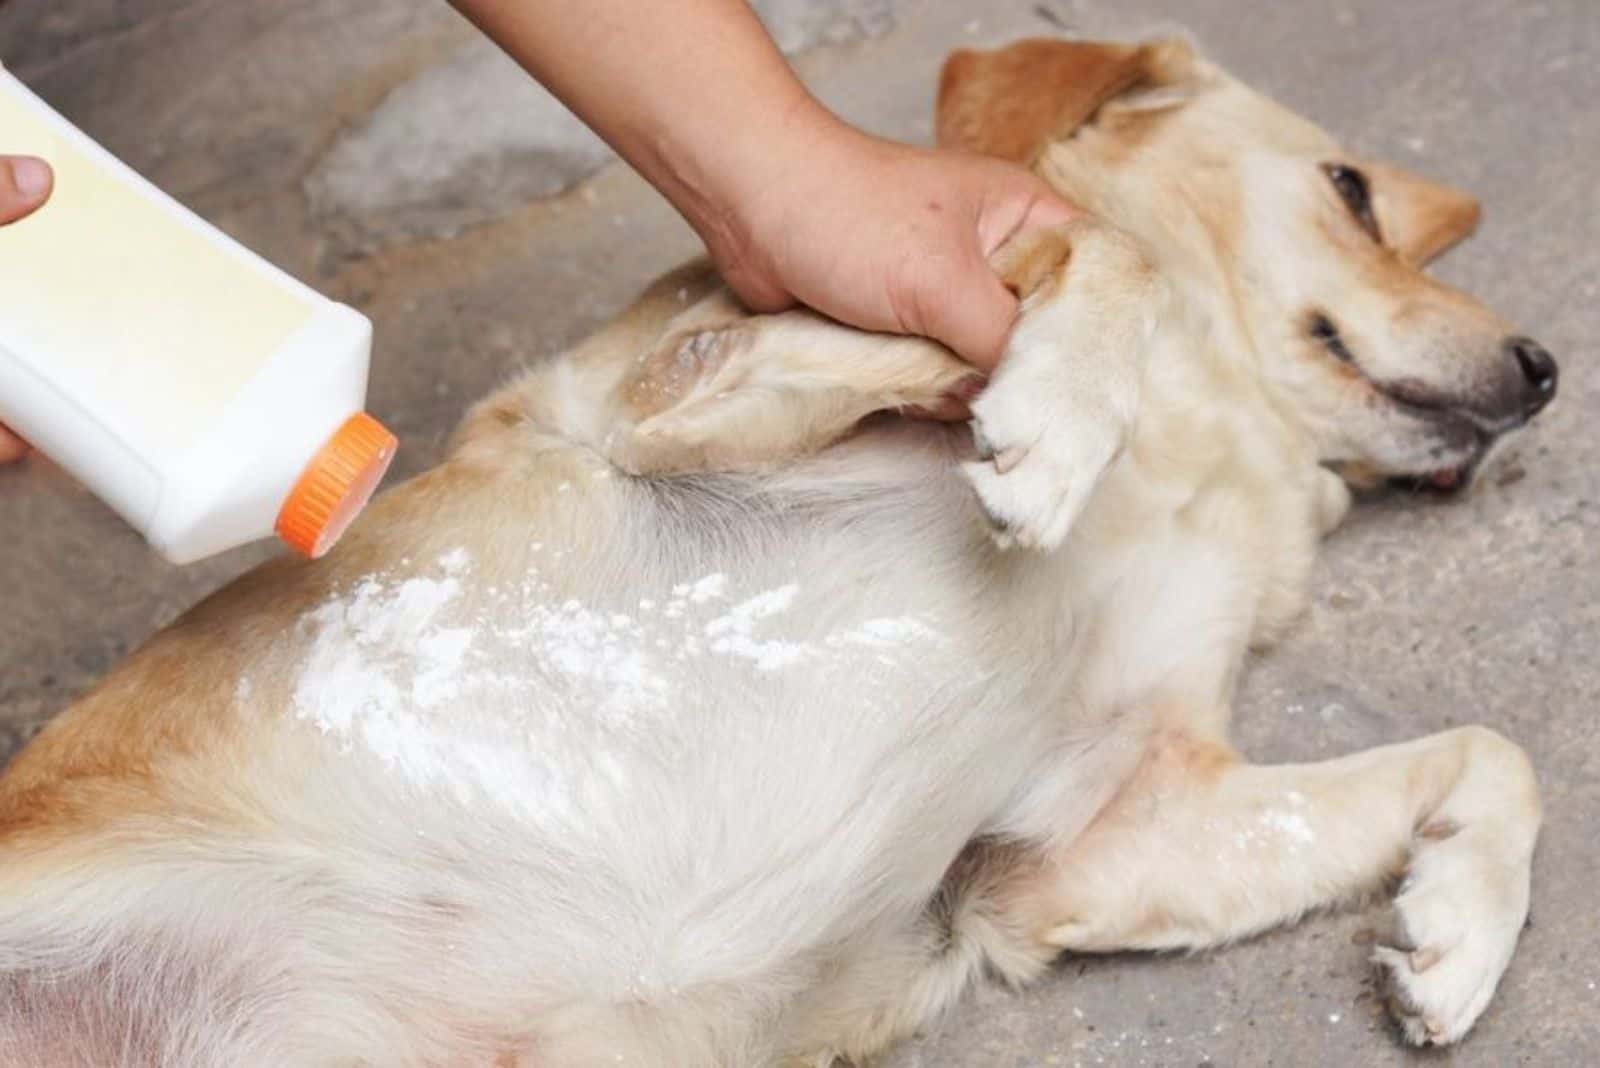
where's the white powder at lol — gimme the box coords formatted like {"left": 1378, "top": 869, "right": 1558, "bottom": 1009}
{"left": 287, "top": 553, "right": 944, "bottom": 805}
{"left": 1259, "top": 808, "right": 1317, "bottom": 847}
{"left": 504, "top": 598, "right": 668, "bottom": 713}
{"left": 292, "top": 565, "right": 472, "bottom": 740}
{"left": 707, "top": 631, "right": 811, "bottom": 672}
{"left": 685, "top": 572, "right": 727, "bottom": 603}
{"left": 705, "top": 584, "right": 809, "bottom": 671}
{"left": 1229, "top": 798, "right": 1317, "bottom": 852}
{"left": 828, "top": 617, "right": 940, "bottom": 647}
{"left": 413, "top": 626, "right": 474, "bottom": 705}
{"left": 706, "top": 584, "right": 799, "bottom": 633}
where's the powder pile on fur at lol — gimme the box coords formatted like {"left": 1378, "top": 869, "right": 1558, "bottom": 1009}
{"left": 281, "top": 551, "right": 943, "bottom": 802}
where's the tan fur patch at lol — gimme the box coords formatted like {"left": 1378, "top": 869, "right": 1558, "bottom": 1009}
{"left": 1368, "top": 163, "right": 1482, "bottom": 266}
{"left": 937, "top": 39, "right": 1195, "bottom": 165}
{"left": 990, "top": 225, "right": 1075, "bottom": 300}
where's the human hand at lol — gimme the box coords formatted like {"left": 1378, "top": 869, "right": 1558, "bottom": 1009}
{"left": 1, "top": 155, "right": 53, "bottom": 463}
{"left": 451, "top": 0, "right": 1074, "bottom": 373}
{"left": 693, "top": 118, "right": 1078, "bottom": 372}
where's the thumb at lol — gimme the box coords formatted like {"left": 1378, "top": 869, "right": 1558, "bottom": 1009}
{"left": 0, "top": 156, "right": 52, "bottom": 225}
{"left": 918, "top": 251, "right": 1019, "bottom": 372}
{"left": 0, "top": 423, "right": 29, "bottom": 464}
{"left": 977, "top": 174, "right": 1081, "bottom": 256}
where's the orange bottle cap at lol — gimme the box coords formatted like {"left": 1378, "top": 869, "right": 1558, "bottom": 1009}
{"left": 274, "top": 412, "right": 397, "bottom": 559}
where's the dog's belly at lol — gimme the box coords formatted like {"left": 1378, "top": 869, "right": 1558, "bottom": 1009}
{"left": 256, "top": 440, "right": 1066, "bottom": 1001}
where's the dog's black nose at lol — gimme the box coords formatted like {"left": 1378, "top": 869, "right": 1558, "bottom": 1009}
{"left": 1506, "top": 336, "right": 1558, "bottom": 415}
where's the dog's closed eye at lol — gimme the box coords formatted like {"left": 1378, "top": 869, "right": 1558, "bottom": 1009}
{"left": 1308, "top": 311, "right": 1356, "bottom": 364}
{"left": 1322, "top": 163, "right": 1381, "bottom": 242}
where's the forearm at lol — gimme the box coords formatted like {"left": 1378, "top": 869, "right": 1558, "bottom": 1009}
{"left": 450, "top": 0, "right": 842, "bottom": 241}
{"left": 449, "top": 1, "right": 1077, "bottom": 366}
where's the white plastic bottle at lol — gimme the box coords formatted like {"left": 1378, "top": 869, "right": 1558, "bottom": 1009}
{"left": 0, "top": 65, "right": 396, "bottom": 564}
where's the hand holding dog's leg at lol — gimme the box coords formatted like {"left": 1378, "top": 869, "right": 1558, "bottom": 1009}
{"left": 448, "top": 0, "right": 1075, "bottom": 371}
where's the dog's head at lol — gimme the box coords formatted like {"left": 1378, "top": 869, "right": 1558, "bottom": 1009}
{"left": 939, "top": 39, "right": 1557, "bottom": 489}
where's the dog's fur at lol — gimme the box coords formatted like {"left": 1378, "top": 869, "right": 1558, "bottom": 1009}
{"left": 0, "top": 39, "right": 1557, "bottom": 1066}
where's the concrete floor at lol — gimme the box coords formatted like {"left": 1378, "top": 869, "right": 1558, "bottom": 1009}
{"left": 1, "top": 0, "right": 1596, "bottom": 1064}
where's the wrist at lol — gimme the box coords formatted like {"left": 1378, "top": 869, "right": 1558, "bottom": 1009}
{"left": 664, "top": 92, "right": 839, "bottom": 227}
{"left": 668, "top": 100, "right": 873, "bottom": 289}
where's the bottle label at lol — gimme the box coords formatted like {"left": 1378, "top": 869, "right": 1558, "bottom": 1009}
{"left": 0, "top": 75, "right": 316, "bottom": 462}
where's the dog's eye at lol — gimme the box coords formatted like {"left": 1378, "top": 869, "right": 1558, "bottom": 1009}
{"left": 1321, "top": 163, "right": 1380, "bottom": 241}
{"left": 1309, "top": 312, "right": 1355, "bottom": 363}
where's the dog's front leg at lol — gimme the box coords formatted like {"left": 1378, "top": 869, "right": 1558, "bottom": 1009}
{"left": 1001, "top": 725, "right": 1539, "bottom": 1046}
{"left": 962, "top": 218, "right": 1165, "bottom": 549}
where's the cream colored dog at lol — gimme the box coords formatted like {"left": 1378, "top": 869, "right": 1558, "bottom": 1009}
{"left": 0, "top": 38, "right": 1559, "bottom": 1067}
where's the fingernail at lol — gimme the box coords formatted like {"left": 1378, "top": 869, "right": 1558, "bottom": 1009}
{"left": 11, "top": 157, "right": 50, "bottom": 200}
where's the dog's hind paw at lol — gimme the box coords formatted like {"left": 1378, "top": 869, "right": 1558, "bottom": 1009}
{"left": 1372, "top": 820, "right": 1532, "bottom": 1046}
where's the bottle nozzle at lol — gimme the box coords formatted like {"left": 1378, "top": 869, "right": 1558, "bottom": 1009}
{"left": 274, "top": 412, "right": 396, "bottom": 559}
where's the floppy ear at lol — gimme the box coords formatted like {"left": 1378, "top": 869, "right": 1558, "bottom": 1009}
{"left": 1368, "top": 163, "right": 1482, "bottom": 266}
{"left": 936, "top": 38, "right": 1195, "bottom": 164}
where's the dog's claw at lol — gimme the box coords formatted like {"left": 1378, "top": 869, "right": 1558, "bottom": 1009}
{"left": 993, "top": 447, "right": 1027, "bottom": 475}
{"left": 1410, "top": 946, "right": 1443, "bottom": 973}
{"left": 971, "top": 422, "right": 995, "bottom": 462}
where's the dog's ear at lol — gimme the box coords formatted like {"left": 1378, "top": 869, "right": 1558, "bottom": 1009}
{"left": 1369, "top": 163, "right": 1482, "bottom": 267}
{"left": 936, "top": 38, "right": 1196, "bottom": 164}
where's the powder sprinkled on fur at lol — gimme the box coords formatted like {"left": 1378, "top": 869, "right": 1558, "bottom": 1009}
{"left": 704, "top": 584, "right": 808, "bottom": 670}
{"left": 287, "top": 555, "right": 944, "bottom": 803}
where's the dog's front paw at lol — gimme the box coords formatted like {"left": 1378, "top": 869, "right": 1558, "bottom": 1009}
{"left": 1373, "top": 822, "right": 1532, "bottom": 1046}
{"left": 962, "top": 396, "right": 1123, "bottom": 550}
{"left": 957, "top": 221, "right": 1154, "bottom": 551}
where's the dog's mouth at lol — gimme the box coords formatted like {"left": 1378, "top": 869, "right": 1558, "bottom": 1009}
{"left": 1396, "top": 436, "right": 1490, "bottom": 493}
{"left": 1308, "top": 312, "right": 1496, "bottom": 493}
{"left": 1369, "top": 382, "right": 1495, "bottom": 494}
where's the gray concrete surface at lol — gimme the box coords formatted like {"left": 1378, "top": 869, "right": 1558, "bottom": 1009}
{"left": 1, "top": 0, "right": 1595, "bottom": 1063}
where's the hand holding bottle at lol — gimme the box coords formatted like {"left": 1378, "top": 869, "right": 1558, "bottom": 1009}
{"left": 1, "top": 154, "right": 51, "bottom": 463}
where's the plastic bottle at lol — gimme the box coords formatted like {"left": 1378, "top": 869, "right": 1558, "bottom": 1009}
{"left": 0, "top": 64, "right": 396, "bottom": 564}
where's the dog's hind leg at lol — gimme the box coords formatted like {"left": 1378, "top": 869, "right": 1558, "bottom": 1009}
{"left": 603, "top": 294, "right": 984, "bottom": 476}
{"left": 999, "top": 725, "right": 1540, "bottom": 1046}
{"left": 775, "top": 841, "right": 1060, "bottom": 1066}
{"left": 595, "top": 219, "right": 1159, "bottom": 509}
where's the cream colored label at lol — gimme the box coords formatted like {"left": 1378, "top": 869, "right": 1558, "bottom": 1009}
{"left": 0, "top": 77, "right": 315, "bottom": 460}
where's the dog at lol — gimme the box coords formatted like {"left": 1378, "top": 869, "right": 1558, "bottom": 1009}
{"left": 0, "top": 37, "right": 1558, "bottom": 1067}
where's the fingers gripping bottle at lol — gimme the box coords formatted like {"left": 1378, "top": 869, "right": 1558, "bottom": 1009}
{"left": 0, "top": 65, "right": 396, "bottom": 564}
